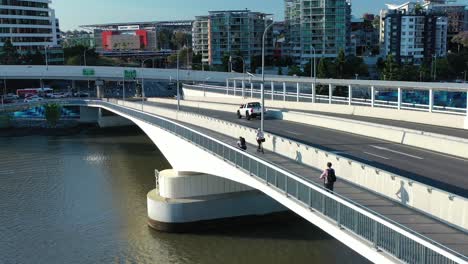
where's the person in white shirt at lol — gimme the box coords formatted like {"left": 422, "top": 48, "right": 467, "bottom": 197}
{"left": 256, "top": 128, "right": 265, "bottom": 154}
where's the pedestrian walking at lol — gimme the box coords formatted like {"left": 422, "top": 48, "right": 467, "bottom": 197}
{"left": 256, "top": 128, "right": 265, "bottom": 154}
{"left": 320, "top": 162, "right": 337, "bottom": 192}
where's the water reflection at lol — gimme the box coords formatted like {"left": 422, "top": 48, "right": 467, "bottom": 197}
{"left": 0, "top": 127, "right": 369, "bottom": 264}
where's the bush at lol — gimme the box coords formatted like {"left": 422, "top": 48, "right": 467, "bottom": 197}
{"left": 44, "top": 104, "right": 62, "bottom": 127}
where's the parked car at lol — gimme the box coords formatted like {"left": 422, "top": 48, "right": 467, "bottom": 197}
{"left": 237, "top": 102, "right": 263, "bottom": 120}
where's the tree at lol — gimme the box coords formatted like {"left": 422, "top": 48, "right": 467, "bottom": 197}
{"left": 171, "top": 31, "right": 190, "bottom": 50}
{"left": 318, "top": 58, "right": 335, "bottom": 78}
{"left": 278, "top": 66, "right": 283, "bottom": 75}
{"left": 382, "top": 54, "right": 399, "bottom": 81}
{"left": 288, "top": 65, "right": 303, "bottom": 76}
{"left": 452, "top": 32, "right": 468, "bottom": 49}
{"left": 335, "top": 49, "right": 346, "bottom": 79}
{"left": 44, "top": 103, "right": 62, "bottom": 128}
{"left": 31, "top": 49, "right": 45, "bottom": 65}
{"left": 0, "top": 39, "right": 19, "bottom": 65}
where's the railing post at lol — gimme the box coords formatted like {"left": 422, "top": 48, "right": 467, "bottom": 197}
{"left": 321, "top": 194, "right": 325, "bottom": 214}
{"left": 226, "top": 79, "right": 229, "bottom": 95}
{"left": 283, "top": 82, "right": 287, "bottom": 101}
{"left": 308, "top": 188, "right": 312, "bottom": 209}
{"left": 420, "top": 247, "right": 427, "bottom": 264}
{"left": 371, "top": 86, "right": 375, "bottom": 107}
{"left": 312, "top": 83, "right": 316, "bottom": 103}
{"left": 373, "top": 221, "right": 379, "bottom": 249}
{"left": 251, "top": 82, "right": 254, "bottom": 99}
{"left": 395, "top": 232, "right": 401, "bottom": 259}
{"left": 242, "top": 80, "right": 245, "bottom": 98}
{"left": 429, "top": 88, "right": 434, "bottom": 113}
{"left": 466, "top": 90, "right": 468, "bottom": 116}
{"left": 398, "top": 87, "right": 402, "bottom": 110}
{"left": 271, "top": 81, "right": 275, "bottom": 100}
{"left": 233, "top": 80, "right": 237, "bottom": 96}
{"left": 337, "top": 203, "right": 342, "bottom": 228}
{"left": 348, "top": 85, "right": 352, "bottom": 106}
{"left": 296, "top": 82, "right": 300, "bottom": 102}
{"left": 329, "top": 84, "right": 333, "bottom": 104}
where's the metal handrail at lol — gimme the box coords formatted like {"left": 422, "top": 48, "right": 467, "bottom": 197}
{"left": 188, "top": 84, "right": 467, "bottom": 116}
{"left": 84, "top": 99, "right": 466, "bottom": 264}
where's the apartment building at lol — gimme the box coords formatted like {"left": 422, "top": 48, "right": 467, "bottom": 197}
{"left": 382, "top": 2, "right": 448, "bottom": 64}
{"left": 284, "top": 0, "right": 352, "bottom": 65}
{"left": 0, "top": 0, "right": 62, "bottom": 64}
{"left": 192, "top": 10, "right": 273, "bottom": 69}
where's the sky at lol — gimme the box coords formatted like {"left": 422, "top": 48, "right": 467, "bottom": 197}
{"left": 53, "top": 0, "right": 464, "bottom": 31}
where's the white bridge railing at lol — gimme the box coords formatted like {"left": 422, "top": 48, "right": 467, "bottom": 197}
{"left": 186, "top": 83, "right": 468, "bottom": 116}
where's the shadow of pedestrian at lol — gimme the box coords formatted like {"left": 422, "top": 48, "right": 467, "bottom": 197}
{"left": 396, "top": 181, "right": 410, "bottom": 205}
{"left": 295, "top": 151, "right": 302, "bottom": 164}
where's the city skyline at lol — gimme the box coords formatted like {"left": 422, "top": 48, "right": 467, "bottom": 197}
{"left": 54, "top": 0, "right": 451, "bottom": 31}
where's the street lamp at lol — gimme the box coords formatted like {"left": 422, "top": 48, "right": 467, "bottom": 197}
{"left": 261, "top": 17, "right": 274, "bottom": 133}
{"left": 230, "top": 55, "right": 246, "bottom": 97}
{"left": 203, "top": 77, "right": 211, "bottom": 97}
{"left": 44, "top": 45, "right": 49, "bottom": 70}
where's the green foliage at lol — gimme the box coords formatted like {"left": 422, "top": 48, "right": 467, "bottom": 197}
{"left": 0, "top": 39, "right": 19, "bottom": 65}
{"left": 31, "top": 50, "right": 45, "bottom": 65}
{"left": 44, "top": 103, "right": 62, "bottom": 128}
{"left": 278, "top": 66, "right": 283, "bottom": 75}
{"left": 382, "top": 54, "right": 399, "bottom": 81}
{"left": 288, "top": 65, "right": 303, "bottom": 76}
{"left": 452, "top": 32, "right": 468, "bottom": 48}
{"left": 335, "top": 49, "right": 346, "bottom": 79}
{"left": 318, "top": 58, "right": 334, "bottom": 78}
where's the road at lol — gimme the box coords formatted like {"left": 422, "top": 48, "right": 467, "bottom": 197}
{"left": 144, "top": 100, "right": 468, "bottom": 197}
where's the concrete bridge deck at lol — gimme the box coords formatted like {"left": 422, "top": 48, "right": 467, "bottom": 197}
{"left": 171, "top": 116, "right": 468, "bottom": 257}
{"left": 180, "top": 99, "right": 468, "bottom": 140}
{"left": 96, "top": 100, "right": 467, "bottom": 259}
{"left": 143, "top": 101, "right": 468, "bottom": 198}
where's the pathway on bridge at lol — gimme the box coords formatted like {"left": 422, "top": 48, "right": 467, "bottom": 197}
{"left": 156, "top": 113, "right": 468, "bottom": 256}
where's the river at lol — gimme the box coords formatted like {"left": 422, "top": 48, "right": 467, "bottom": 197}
{"left": 0, "top": 126, "right": 369, "bottom": 264}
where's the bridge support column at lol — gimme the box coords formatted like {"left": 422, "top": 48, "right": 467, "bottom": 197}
{"left": 371, "top": 86, "right": 375, "bottom": 107}
{"left": 329, "top": 84, "right": 333, "bottom": 104}
{"left": 296, "top": 83, "right": 300, "bottom": 102}
{"left": 348, "top": 85, "right": 353, "bottom": 105}
{"left": 283, "top": 82, "right": 287, "bottom": 101}
{"left": 271, "top": 82, "right": 275, "bottom": 100}
{"left": 397, "top": 87, "right": 402, "bottom": 110}
{"left": 147, "top": 170, "right": 287, "bottom": 232}
{"left": 429, "top": 88, "right": 434, "bottom": 113}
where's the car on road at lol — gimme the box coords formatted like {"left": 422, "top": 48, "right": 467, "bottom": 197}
{"left": 24, "top": 96, "right": 44, "bottom": 103}
{"left": 237, "top": 102, "right": 263, "bottom": 120}
{"left": 74, "top": 92, "right": 90, "bottom": 98}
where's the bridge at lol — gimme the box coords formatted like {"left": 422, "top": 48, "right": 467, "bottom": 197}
{"left": 2, "top": 98, "right": 466, "bottom": 263}
{"left": 1, "top": 66, "right": 468, "bottom": 263}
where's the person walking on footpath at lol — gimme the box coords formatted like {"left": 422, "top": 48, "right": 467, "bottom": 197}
{"left": 256, "top": 128, "right": 265, "bottom": 154}
{"left": 320, "top": 162, "right": 337, "bottom": 192}
{"left": 237, "top": 136, "right": 247, "bottom": 151}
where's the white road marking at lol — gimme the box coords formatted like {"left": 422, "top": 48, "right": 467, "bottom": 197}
{"left": 364, "top": 152, "right": 390, "bottom": 160}
{"left": 371, "top": 145, "right": 424, "bottom": 160}
{"left": 286, "top": 131, "right": 302, "bottom": 136}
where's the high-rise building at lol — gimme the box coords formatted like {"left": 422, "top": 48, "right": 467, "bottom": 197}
{"left": 424, "top": 1, "right": 468, "bottom": 51}
{"left": 284, "top": 0, "right": 352, "bottom": 65}
{"left": 192, "top": 10, "right": 273, "bottom": 69}
{"left": 0, "top": 0, "right": 62, "bottom": 63}
{"left": 381, "top": 2, "right": 448, "bottom": 64}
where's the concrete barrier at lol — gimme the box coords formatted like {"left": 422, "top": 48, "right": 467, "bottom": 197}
{"left": 183, "top": 86, "right": 467, "bottom": 130}
{"left": 147, "top": 97, "right": 468, "bottom": 159}
{"left": 118, "top": 100, "right": 468, "bottom": 231}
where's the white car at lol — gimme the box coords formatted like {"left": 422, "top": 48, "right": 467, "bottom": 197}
{"left": 24, "top": 96, "right": 44, "bottom": 103}
{"left": 237, "top": 102, "right": 263, "bottom": 120}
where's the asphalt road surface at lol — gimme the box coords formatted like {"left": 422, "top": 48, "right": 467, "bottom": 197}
{"left": 144, "top": 101, "right": 468, "bottom": 197}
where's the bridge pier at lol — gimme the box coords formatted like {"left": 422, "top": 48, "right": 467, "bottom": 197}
{"left": 147, "top": 169, "right": 287, "bottom": 232}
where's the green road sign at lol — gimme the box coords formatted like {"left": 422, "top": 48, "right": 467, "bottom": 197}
{"left": 82, "top": 68, "right": 95, "bottom": 76}
{"left": 124, "top": 70, "right": 137, "bottom": 79}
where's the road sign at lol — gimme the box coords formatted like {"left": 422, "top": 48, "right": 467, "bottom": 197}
{"left": 82, "top": 68, "right": 95, "bottom": 76}
{"left": 124, "top": 70, "right": 137, "bottom": 79}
